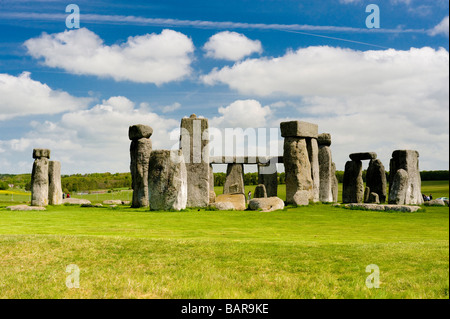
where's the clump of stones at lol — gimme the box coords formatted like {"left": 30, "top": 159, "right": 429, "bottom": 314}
{"left": 27, "top": 116, "right": 423, "bottom": 212}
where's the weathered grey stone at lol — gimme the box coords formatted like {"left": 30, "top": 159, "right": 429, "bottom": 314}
{"left": 148, "top": 150, "right": 187, "bottom": 211}
{"left": 48, "top": 161, "right": 63, "bottom": 205}
{"left": 284, "top": 137, "right": 313, "bottom": 206}
{"left": 32, "top": 148, "right": 50, "bottom": 159}
{"left": 209, "top": 190, "right": 216, "bottom": 204}
{"left": 280, "top": 121, "right": 318, "bottom": 138}
{"left": 318, "top": 145, "right": 334, "bottom": 202}
{"left": 209, "top": 163, "right": 215, "bottom": 192}
{"left": 343, "top": 160, "right": 364, "bottom": 203}
{"left": 366, "top": 159, "right": 387, "bottom": 203}
{"left": 369, "top": 192, "right": 380, "bottom": 204}
{"left": 224, "top": 164, "right": 245, "bottom": 195}
{"left": 63, "top": 198, "right": 92, "bottom": 205}
{"left": 128, "top": 124, "right": 153, "bottom": 140}
{"left": 248, "top": 197, "right": 285, "bottom": 212}
{"left": 6, "top": 205, "right": 46, "bottom": 211}
{"left": 254, "top": 184, "right": 267, "bottom": 198}
{"left": 389, "top": 150, "right": 423, "bottom": 205}
{"left": 424, "top": 199, "right": 446, "bottom": 207}
{"left": 331, "top": 162, "right": 338, "bottom": 203}
{"left": 211, "top": 156, "right": 284, "bottom": 164}
{"left": 214, "top": 202, "right": 235, "bottom": 211}
{"left": 31, "top": 157, "right": 49, "bottom": 207}
{"left": 215, "top": 194, "right": 246, "bottom": 211}
{"left": 258, "top": 163, "right": 278, "bottom": 197}
{"left": 103, "top": 200, "right": 123, "bottom": 205}
{"left": 306, "top": 138, "right": 320, "bottom": 202}
{"left": 349, "top": 152, "right": 377, "bottom": 161}
{"left": 317, "top": 133, "right": 332, "bottom": 146}
{"left": 344, "top": 203, "right": 421, "bottom": 212}
{"left": 388, "top": 169, "right": 409, "bottom": 205}
{"left": 364, "top": 186, "right": 371, "bottom": 203}
{"left": 180, "top": 115, "right": 209, "bottom": 207}
{"left": 130, "top": 138, "right": 152, "bottom": 208}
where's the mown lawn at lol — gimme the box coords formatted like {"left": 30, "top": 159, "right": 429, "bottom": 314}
{"left": 0, "top": 200, "right": 448, "bottom": 299}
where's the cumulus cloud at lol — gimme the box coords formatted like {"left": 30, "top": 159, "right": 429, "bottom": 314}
{"left": 24, "top": 28, "right": 195, "bottom": 84}
{"left": 204, "top": 31, "right": 262, "bottom": 61}
{"left": 0, "top": 96, "right": 180, "bottom": 174}
{"left": 429, "top": 16, "right": 449, "bottom": 36}
{"left": 210, "top": 100, "right": 272, "bottom": 128}
{"left": 0, "top": 72, "right": 91, "bottom": 120}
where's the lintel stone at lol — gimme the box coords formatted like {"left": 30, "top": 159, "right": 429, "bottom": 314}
{"left": 280, "top": 121, "right": 318, "bottom": 138}
{"left": 128, "top": 124, "right": 153, "bottom": 140}
{"left": 349, "top": 152, "right": 377, "bottom": 161}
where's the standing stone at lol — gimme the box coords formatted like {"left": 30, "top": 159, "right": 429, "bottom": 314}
{"left": 224, "top": 164, "right": 245, "bottom": 194}
{"left": 258, "top": 163, "right": 278, "bottom": 197}
{"left": 148, "top": 150, "right": 187, "bottom": 211}
{"left": 284, "top": 137, "right": 313, "bottom": 206}
{"left": 364, "top": 186, "right": 371, "bottom": 203}
{"left": 48, "top": 161, "right": 63, "bottom": 205}
{"left": 129, "top": 124, "right": 153, "bottom": 208}
{"left": 331, "top": 162, "right": 339, "bottom": 203}
{"left": 254, "top": 184, "right": 267, "bottom": 198}
{"left": 389, "top": 150, "right": 423, "bottom": 205}
{"left": 369, "top": 192, "right": 380, "bottom": 204}
{"left": 318, "top": 135, "right": 334, "bottom": 203}
{"left": 366, "top": 159, "right": 387, "bottom": 203}
{"left": 31, "top": 149, "right": 50, "bottom": 207}
{"left": 343, "top": 160, "right": 364, "bottom": 203}
{"left": 180, "top": 115, "right": 209, "bottom": 207}
{"left": 389, "top": 169, "right": 409, "bottom": 205}
{"left": 209, "top": 163, "right": 215, "bottom": 192}
{"left": 306, "top": 138, "right": 320, "bottom": 202}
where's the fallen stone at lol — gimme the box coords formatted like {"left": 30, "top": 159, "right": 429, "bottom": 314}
{"left": 128, "top": 124, "right": 153, "bottom": 140}
{"left": 344, "top": 203, "right": 421, "bottom": 212}
{"left": 213, "top": 202, "right": 236, "bottom": 211}
{"left": 148, "top": 150, "right": 187, "bottom": 211}
{"left": 424, "top": 199, "right": 446, "bottom": 207}
{"left": 280, "top": 121, "right": 318, "bottom": 138}
{"left": 63, "top": 198, "right": 92, "bottom": 205}
{"left": 215, "top": 194, "right": 246, "bottom": 211}
{"left": 103, "top": 200, "right": 123, "bottom": 205}
{"left": 369, "top": 192, "right": 380, "bottom": 204}
{"left": 349, "top": 152, "right": 377, "bottom": 161}
{"left": 122, "top": 201, "right": 131, "bottom": 205}
{"left": 248, "top": 197, "right": 285, "bottom": 212}
{"left": 6, "top": 205, "right": 46, "bottom": 211}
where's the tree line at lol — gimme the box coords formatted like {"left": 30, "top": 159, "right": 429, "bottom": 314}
{"left": 0, "top": 170, "right": 448, "bottom": 192}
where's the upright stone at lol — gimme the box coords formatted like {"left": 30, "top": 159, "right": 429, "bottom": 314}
{"left": 331, "top": 162, "right": 339, "bottom": 203}
{"left": 388, "top": 169, "right": 409, "bottom": 205}
{"left": 254, "top": 184, "right": 267, "bottom": 198}
{"left": 284, "top": 137, "right": 313, "bottom": 206}
{"left": 343, "top": 160, "right": 364, "bottom": 203}
{"left": 129, "top": 124, "right": 153, "bottom": 208}
{"left": 389, "top": 150, "right": 423, "bottom": 205}
{"left": 258, "top": 163, "right": 278, "bottom": 197}
{"left": 148, "top": 150, "right": 187, "bottom": 211}
{"left": 48, "top": 161, "right": 63, "bottom": 205}
{"left": 366, "top": 159, "right": 387, "bottom": 203}
{"left": 318, "top": 134, "right": 334, "bottom": 202}
{"left": 224, "top": 164, "right": 245, "bottom": 194}
{"left": 180, "top": 114, "right": 209, "bottom": 207}
{"left": 31, "top": 149, "right": 50, "bottom": 207}
{"left": 306, "top": 138, "right": 320, "bottom": 202}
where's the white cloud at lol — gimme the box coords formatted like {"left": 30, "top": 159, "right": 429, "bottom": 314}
{"left": 24, "top": 28, "right": 195, "bottom": 84}
{"left": 160, "top": 102, "right": 181, "bottom": 113}
{"left": 210, "top": 100, "right": 272, "bottom": 128}
{"left": 204, "top": 31, "right": 262, "bottom": 61}
{"left": 429, "top": 16, "right": 449, "bottom": 37}
{"left": 0, "top": 97, "right": 180, "bottom": 174}
{"left": 0, "top": 72, "right": 91, "bottom": 120}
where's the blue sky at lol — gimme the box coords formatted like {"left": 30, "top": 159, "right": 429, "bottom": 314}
{"left": 0, "top": 0, "right": 448, "bottom": 174}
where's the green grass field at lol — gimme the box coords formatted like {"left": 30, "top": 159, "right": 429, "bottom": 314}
{"left": 0, "top": 181, "right": 448, "bottom": 299}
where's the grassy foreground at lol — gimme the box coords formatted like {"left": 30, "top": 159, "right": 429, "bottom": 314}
{"left": 0, "top": 201, "right": 448, "bottom": 298}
